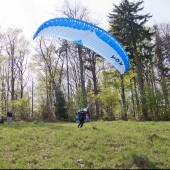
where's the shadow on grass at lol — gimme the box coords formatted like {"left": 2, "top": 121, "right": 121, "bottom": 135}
{"left": 132, "top": 153, "right": 158, "bottom": 169}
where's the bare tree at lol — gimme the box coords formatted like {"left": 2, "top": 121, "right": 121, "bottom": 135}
{"left": 53, "top": 0, "right": 92, "bottom": 107}
{"left": 154, "top": 24, "right": 170, "bottom": 107}
{"left": 15, "top": 36, "right": 30, "bottom": 99}
{"left": 33, "top": 38, "right": 66, "bottom": 119}
{"left": 2, "top": 28, "right": 30, "bottom": 103}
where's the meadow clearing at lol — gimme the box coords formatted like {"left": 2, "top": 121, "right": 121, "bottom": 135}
{"left": 0, "top": 120, "right": 169, "bottom": 169}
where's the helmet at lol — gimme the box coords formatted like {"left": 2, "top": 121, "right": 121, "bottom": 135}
{"left": 83, "top": 108, "right": 87, "bottom": 112}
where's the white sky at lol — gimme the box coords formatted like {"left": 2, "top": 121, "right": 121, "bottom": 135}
{"left": 0, "top": 0, "right": 170, "bottom": 41}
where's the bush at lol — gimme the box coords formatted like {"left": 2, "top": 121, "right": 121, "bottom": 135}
{"left": 12, "top": 98, "right": 30, "bottom": 120}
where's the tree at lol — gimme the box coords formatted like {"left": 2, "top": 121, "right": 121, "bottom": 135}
{"left": 2, "top": 28, "right": 30, "bottom": 114}
{"left": 98, "top": 87, "right": 120, "bottom": 120}
{"left": 12, "top": 98, "right": 30, "bottom": 120}
{"left": 154, "top": 24, "right": 170, "bottom": 108}
{"left": 54, "top": 0, "right": 93, "bottom": 108}
{"left": 108, "top": 0, "right": 154, "bottom": 120}
{"left": 0, "top": 55, "right": 7, "bottom": 115}
{"left": 33, "top": 38, "right": 67, "bottom": 119}
{"left": 3, "top": 28, "right": 22, "bottom": 101}
{"left": 84, "top": 50, "right": 100, "bottom": 116}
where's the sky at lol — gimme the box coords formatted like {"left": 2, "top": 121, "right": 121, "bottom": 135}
{"left": 0, "top": 0, "right": 170, "bottom": 41}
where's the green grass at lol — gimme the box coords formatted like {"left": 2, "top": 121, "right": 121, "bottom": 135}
{"left": 0, "top": 120, "right": 169, "bottom": 169}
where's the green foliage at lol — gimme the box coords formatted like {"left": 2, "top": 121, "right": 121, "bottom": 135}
{"left": 98, "top": 88, "right": 120, "bottom": 120}
{"left": 65, "top": 96, "right": 77, "bottom": 121}
{"left": 55, "top": 89, "right": 68, "bottom": 120}
{"left": 102, "top": 71, "right": 120, "bottom": 89}
{"left": 75, "top": 87, "right": 85, "bottom": 109}
{"left": 39, "top": 102, "right": 54, "bottom": 120}
{"left": 12, "top": 98, "right": 30, "bottom": 120}
{"left": 102, "top": 70, "right": 138, "bottom": 120}
{"left": 0, "top": 121, "right": 169, "bottom": 169}
{"left": 102, "top": 70, "right": 137, "bottom": 90}
{"left": 144, "top": 86, "right": 170, "bottom": 121}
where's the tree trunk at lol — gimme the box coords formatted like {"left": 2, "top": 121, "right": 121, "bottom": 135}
{"left": 130, "top": 79, "right": 136, "bottom": 119}
{"left": 133, "top": 42, "right": 148, "bottom": 121}
{"left": 77, "top": 45, "right": 87, "bottom": 107}
{"left": 65, "top": 44, "right": 70, "bottom": 100}
{"left": 90, "top": 52, "right": 100, "bottom": 117}
{"left": 120, "top": 74, "right": 128, "bottom": 120}
{"left": 31, "top": 79, "right": 34, "bottom": 118}
{"left": 11, "top": 54, "right": 15, "bottom": 101}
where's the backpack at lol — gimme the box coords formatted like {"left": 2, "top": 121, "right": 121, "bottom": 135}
{"left": 79, "top": 111, "right": 86, "bottom": 120}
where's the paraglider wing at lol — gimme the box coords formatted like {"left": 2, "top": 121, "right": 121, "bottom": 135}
{"left": 33, "top": 18, "right": 130, "bottom": 74}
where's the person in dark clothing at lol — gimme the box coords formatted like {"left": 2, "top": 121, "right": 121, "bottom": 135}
{"left": 0, "top": 118, "right": 4, "bottom": 123}
{"left": 77, "top": 109, "right": 87, "bottom": 128}
{"left": 7, "top": 111, "right": 13, "bottom": 123}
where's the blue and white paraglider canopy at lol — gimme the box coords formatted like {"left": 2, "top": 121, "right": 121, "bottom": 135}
{"left": 33, "top": 17, "right": 130, "bottom": 74}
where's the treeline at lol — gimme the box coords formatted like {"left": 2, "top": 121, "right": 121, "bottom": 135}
{"left": 0, "top": 0, "right": 169, "bottom": 121}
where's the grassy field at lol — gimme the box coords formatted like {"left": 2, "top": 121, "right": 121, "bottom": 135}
{"left": 0, "top": 120, "right": 169, "bottom": 169}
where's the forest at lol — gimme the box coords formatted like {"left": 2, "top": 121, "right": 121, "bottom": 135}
{"left": 0, "top": 0, "right": 169, "bottom": 122}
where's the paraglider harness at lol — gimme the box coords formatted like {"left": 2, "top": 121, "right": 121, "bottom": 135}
{"left": 74, "top": 108, "right": 90, "bottom": 123}
{"left": 75, "top": 109, "right": 84, "bottom": 123}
